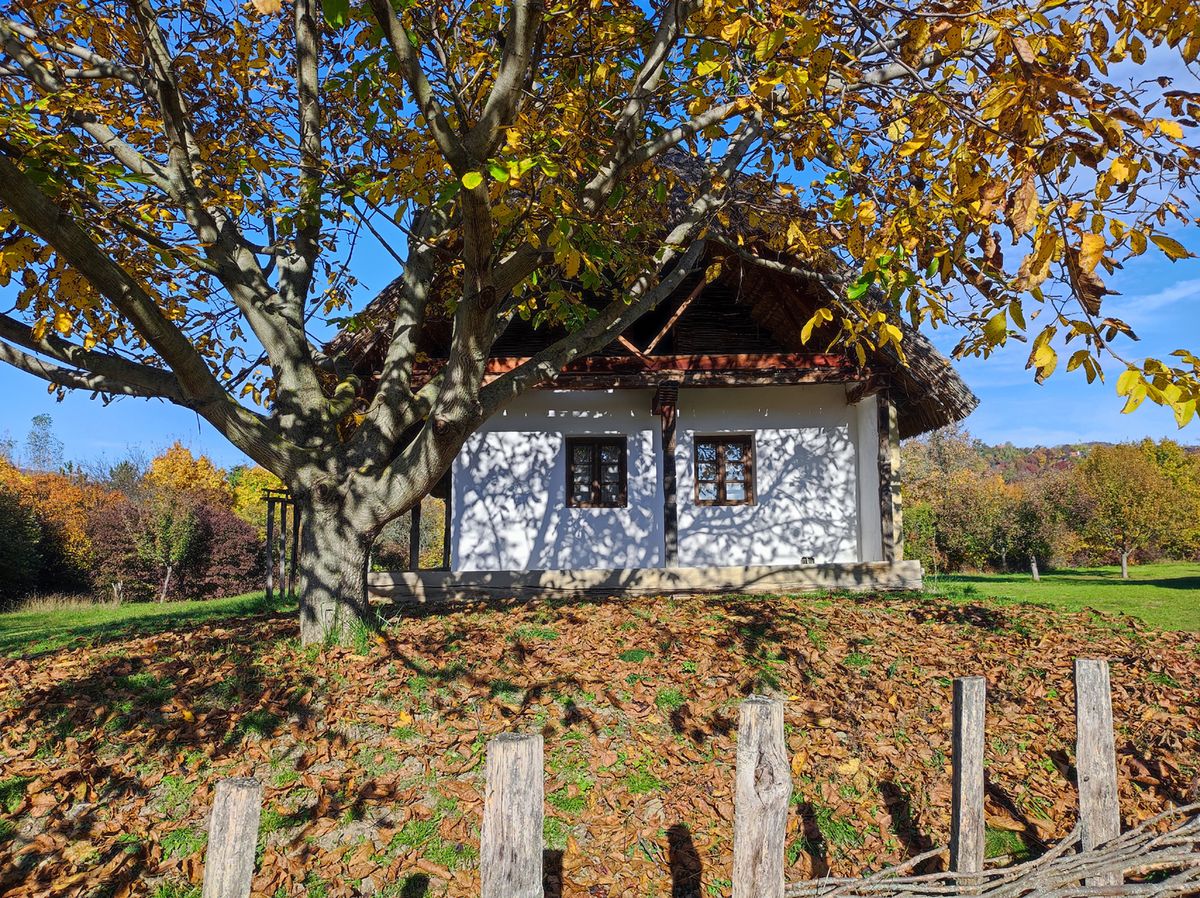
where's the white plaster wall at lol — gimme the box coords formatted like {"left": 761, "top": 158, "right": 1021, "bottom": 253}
{"left": 675, "top": 385, "right": 861, "bottom": 566}
{"left": 451, "top": 390, "right": 663, "bottom": 571}
{"left": 855, "top": 395, "right": 884, "bottom": 563}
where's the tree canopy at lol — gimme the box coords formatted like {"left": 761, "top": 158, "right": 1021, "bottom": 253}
{"left": 2, "top": 0, "right": 1199, "bottom": 639}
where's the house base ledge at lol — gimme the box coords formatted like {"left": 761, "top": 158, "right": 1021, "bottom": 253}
{"left": 368, "top": 560, "right": 922, "bottom": 604}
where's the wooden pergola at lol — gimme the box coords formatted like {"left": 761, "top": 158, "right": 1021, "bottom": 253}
{"left": 262, "top": 488, "right": 298, "bottom": 602}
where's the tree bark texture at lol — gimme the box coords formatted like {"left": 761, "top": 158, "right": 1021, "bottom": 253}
{"left": 295, "top": 497, "right": 374, "bottom": 645}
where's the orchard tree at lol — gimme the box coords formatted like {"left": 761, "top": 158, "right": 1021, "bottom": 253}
{"left": 1072, "top": 443, "right": 1174, "bottom": 577}
{"left": 2, "top": 1, "right": 1200, "bottom": 642}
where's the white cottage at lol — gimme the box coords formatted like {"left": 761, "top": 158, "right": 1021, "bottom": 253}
{"left": 349, "top": 248, "right": 977, "bottom": 601}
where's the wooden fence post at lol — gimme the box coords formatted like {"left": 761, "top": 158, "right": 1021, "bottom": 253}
{"left": 481, "top": 733, "right": 543, "bottom": 898}
{"left": 1075, "top": 658, "right": 1121, "bottom": 887}
{"left": 732, "top": 696, "right": 792, "bottom": 898}
{"left": 201, "top": 777, "right": 262, "bottom": 898}
{"left": 264, "top": 497, "right": 275, "bottom": 603}
{"left": 950, "top": 676, "right": 986, "bottom": 884}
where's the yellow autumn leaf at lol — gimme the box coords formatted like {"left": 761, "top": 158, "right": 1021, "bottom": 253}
{"left": 754, "top": 29, "right": 786, "bottom": 62}
{"left": 1150, "top": 234, "right": 1192, "bottom": 261}
{"left": 251, "top": 0, "right": 282, "bottom": 13}
{"left": 1079, "top": 232, "right": 1106, "bottom": 273}
{"left": 1009, "top": 176, "right": 1038, "bottom": 238}
{"left": 1116, "top": 367, "right": 1141, "bottom": 396}
{"left": 54, "top": 310, "right": 72, "bottom": 334}
{"left": 836, "top": 758, "right": 861, "bottom": 776}
{"left": 564, "top": 250, "right": 581, "bottom": 279}
{"left": 983, "top": 313, "right": 1007, "bottom": 344}
{"left": 1157, "top": 119, "right": 1184, "bottom": 139}
{"left": 461, "top": 171, "right": 484, "bottom": 190}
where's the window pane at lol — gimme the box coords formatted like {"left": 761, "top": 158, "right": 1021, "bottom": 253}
{"left": 600, "top": 444, "right": 621, "bottom": 464}
{"left": 725, "top": 442, "right": 744, "bottom": 463}
{"left": 573, "top": 444, "right": 593, "bottom": 466}
{"left": 696, "top": 442, "right": 717, "bottom": 463}
{"left": 726, "top": 462, "right": 745, "bottom": 482}
{"left": 600, "top": 483, "right": 620, "bottom": 505}
{"left": 726, "top": 482, "right": 746, "bottom": 502}
{"left": 697, "top": 461, "right": 718, "bottom": 481}
{"left": 572, "top": 461, "right": 592, "bottom": 482}
{"left": 601, "top": 463, "right": 621, "bottom": 482}
{"left": 698, "top": 482, "right": 717, "bottom": 501}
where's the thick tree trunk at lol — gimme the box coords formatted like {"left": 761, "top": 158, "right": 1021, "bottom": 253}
{"left": 1120, "top": 550, "right": 1129, "bottom": 580}
{"left": 295, "top": 497, "right": 374, "bottom": 645}
{"left": 1029, "top": 555, "right": 1040, "bottom": 582}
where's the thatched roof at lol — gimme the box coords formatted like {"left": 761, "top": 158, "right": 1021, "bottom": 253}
{"left": 327, "top": 152, "right": 977, "bottom": 438}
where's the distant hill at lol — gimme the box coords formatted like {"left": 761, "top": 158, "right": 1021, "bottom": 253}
{"left": 976, "top": 440, "right": 1200, "bottom": 483}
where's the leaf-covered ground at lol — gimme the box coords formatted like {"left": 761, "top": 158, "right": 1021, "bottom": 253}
{"left": 1, "top": 593, "right": 1197, "bottom": 898}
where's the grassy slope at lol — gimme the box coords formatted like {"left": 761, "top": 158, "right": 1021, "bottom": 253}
{"left": 928, "top": 561, "right": 1200, "bottom": 631}
{"left": 0, "top": 590, "right": 1196, "bottom": 898}
{"left": 0, "top": 592, "right": 290, "bottom": 657}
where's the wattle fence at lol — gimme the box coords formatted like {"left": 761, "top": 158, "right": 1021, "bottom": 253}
{"left": 195, "top": 658, "right": 1200, "bottom": 898}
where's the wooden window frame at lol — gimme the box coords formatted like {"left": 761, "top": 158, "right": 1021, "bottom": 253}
{"left": 565, "top": 436, "right": 628, "bottom": 508}
{"left": 693, "top": 435, "right": 755, "bottom": 506}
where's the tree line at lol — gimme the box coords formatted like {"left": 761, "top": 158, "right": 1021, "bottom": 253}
{"left": 903, "top": 428, "right": 1200, "bottom": 578}
{"left": 0, "top": 417, "right": 281, "bottom": 607}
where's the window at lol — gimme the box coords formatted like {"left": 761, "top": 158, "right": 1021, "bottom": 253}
{"left": 566, "top": 437, "right": 627, "bottom": 508}
{"left": 694, "top": 436, "right": 754, "bottom": 506}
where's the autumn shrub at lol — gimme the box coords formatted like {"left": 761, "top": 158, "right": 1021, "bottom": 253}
{"left": 0, "top": 485, "right": 41, "bottom": 607}
{"left": 186, "top": 504, "right": 262, "bottom": 598}
{"left": 86, "top": 498, "right": 155, "bottom": 604}
{"left": 0, "top": 459, "right": 114, "bottom": 594}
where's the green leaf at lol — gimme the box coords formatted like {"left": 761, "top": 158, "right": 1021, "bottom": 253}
{"left": 754, "top": 29, "right": 786, "bottom": 62}
{"left": 487, "top": 162, "right": 510, "bottom": 183}
{"left": 322, "top": 0, "right": 350, "bottom": 28}
{"left": 461, "top": 171, "right": 484, "bottom": 190}
{"left": 847, "top": 278, "right": 870, "bottom": 300}
{"left": 983, "top": 312, "right": 1007, "bottom": 345}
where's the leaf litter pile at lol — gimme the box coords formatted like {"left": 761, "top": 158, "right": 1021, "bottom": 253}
{"left": 1, "top": 593, "right": 1198, "bottom": 898}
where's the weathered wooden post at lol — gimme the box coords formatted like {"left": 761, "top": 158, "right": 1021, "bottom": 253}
{"left": 950, "top": 676, "right": 986, "bottom": 885}
{"left": 278, "top": 501, "right": 289, "bottom": 597}
{"left": 1075, "top": 658, "right": 1121, "bottom": 887}
{"left": 201, "top": 777, "right": 262, "bottom": 898}
{"left": 264, "top": 495, "right": 276, "bottom": 603}
{"left": 732, "top": 695, "right": 792, "bottom": 898}
{"left": 481, "top": 733, "right": 543, "bottom": 898}
{"left": 288, "top": 503, "right": 300, "bottom": 596}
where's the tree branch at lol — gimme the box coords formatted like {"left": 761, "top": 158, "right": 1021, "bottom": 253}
{"left": 0, "top": 312, "right": 186, "bottom": 401}
{"left": 581, "top": 0, "right": 700, "bottom": 213}
{"left": 367, "top": 0, "right": 471, "bottom": 172}
{"left": 462, "top": 0, "right": 544, "bottom": 160}
{"left": 0, "top": 339, "right": 175, "bottom": 399}
{"left": 0, "top": 152, "right": 297, "bottom": 473}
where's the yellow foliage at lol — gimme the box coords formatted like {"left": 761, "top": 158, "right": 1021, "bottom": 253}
{"left": 230, "top": 466, "right": 285, "bottom": 538}
{"left": 145, "top": 442, "right": 232, "bottom": 507}
{"left": 0, "top": 458, "right": 116, "bottom": 576}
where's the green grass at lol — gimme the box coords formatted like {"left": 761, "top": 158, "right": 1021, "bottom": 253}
{"left": 0, "top": 591, "right": 291, "bottom": 657}
{"left": 928, "top": 561, "right": 1200, "bottom": 631}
